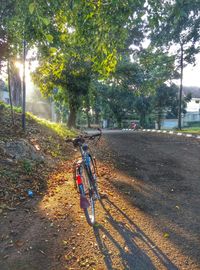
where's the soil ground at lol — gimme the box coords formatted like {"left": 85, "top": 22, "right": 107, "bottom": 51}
{"left": 0, "top": 118, "right": 200, "bottom": 270}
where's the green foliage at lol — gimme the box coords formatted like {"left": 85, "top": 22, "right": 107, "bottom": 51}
{"left": 0, "top": 101, "right": 22, "bottom": 113}
{"left": 152, "top": 83, "right": 178, "bottom": 128}
{"left": 28, "top": 3, "right": 35, "bottom": 15}
{"left": 0, "top": 101, "right": 6, "bottom": 109}
{"left": 27, "top": 112, "right": 76, "bottom": 138}
{"left": 5, "top": 0, "right": 198, "bottom": 131}
{"left": 111, "top": 56, "right": 144, "bottom": 90}
{"left": 1, "top": 0, "right": 147, "bottom": 74}
{"left": 166, "top": 92, "right": 191, "bottom": 119}
{"left": 148, "top": 0, "right": 200, "bottom": 64}
{"left": 99, "top": 83, "right": 135, "bottom": 127}
{"left": 134, "top": 95, "right": 153, "bottom": 128}
{"left": 138, "top": 49, "right": 177, "bottom": 94}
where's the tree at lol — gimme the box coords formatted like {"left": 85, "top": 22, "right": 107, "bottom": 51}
{"left": 134, "top": 95, "right": 153, "bottom": 128}
{"left": 147, "top": 0, "right": 200, "bottom": 129}
{"left": 1, "top": 0, "right": 152, "bottom": 129}
{"left": 100, "top": 83, "right": 135, "bottom": 128}
{"left": 148, "top": 0, "right": 200, "bottom": 49}
{"left": 9, "top": 61, "right": 21, "bottom": 107}
{"left": 165, "top": 90, "right": 192, "bottom": 120}
{"left": 138, "top": 48, "right": 178, "bottom": 93}
{"left": 32, "top": 55, "right": 91, "bottom": 128}
{"left": 153, "top": 84, "right": 178, "bottom": 129}
{"left": 30, "top": 0, "right": 148, "bottom": 128}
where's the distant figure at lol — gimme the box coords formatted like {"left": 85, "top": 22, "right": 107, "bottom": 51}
{"left": 130, "top": 122, "right": 137, "bottom": 130}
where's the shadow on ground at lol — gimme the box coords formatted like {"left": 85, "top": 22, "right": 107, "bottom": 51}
{"left": 93, "top": 197, "right": 178, "bottom": 270}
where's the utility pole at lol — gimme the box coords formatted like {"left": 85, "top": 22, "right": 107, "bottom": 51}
{"left": 22, "top": 38, "right": 26, "bottom": 130}
{"left": 178, "top": 42, "right": 184, "bottom": 130}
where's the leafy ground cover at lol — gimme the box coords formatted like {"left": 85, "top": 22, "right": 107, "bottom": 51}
{"left": 0, "top": 104, "right": 76, "bottom": 208}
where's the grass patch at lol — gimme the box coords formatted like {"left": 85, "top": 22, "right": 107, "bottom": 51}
{"left": 180, "top": 127, "right": 200, "bottom": 135}
{"left": 0, "top": 101, "right": 76, "bottom": 138}
{"left": 0, "top": 101, "right": 22, "bottom": 113}
{"left": 27, "top": 112, "right": 77, "bottom": 138}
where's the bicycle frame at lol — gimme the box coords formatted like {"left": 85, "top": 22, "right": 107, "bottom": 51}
{"left": 67, "top": 130, "right": 101, "bottom": 225}
{"left": 75, "top": 143, "right": 95, "bottom": 207}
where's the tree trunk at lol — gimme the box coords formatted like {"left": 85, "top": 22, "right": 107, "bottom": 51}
{"left": 7, "top": 60, "right": 15, "bottom": 125}
{"left": 157, "top": 110, "right": 162, "bottom": 130}
{"left": 86, "top": 109, "right": 91, "bottom": 128}
{"left": 67, "top": 103, "right": 77, "bottom": 128}
{"left": 10, "top": 60, "right": 22, "bottom": 107}
{"left": 22, "top": 39, "right": 26, "bottom": 130}
{"left": 95, "top": 111, "right": 100, "bottom": 125}
{"left": 140, "top": 113, "right": 146, "bottom": 128}
{"left": 117, "top": 117, "right": 122, "bottom": 128}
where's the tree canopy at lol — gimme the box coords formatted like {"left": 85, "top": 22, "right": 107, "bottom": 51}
{"left": 1, "top": 0, "right": 199, "bottom": 128}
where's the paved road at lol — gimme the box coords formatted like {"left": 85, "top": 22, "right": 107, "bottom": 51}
{"left": 93, "top": 131, "right": 200, "bottom": 269}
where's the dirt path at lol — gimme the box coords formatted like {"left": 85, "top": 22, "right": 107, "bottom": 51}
{"left": 0, "top": 131, "right": 200, "bottom": 270}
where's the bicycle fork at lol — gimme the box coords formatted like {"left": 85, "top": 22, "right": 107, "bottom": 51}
{"left": 75, "top": 164, "right": 90, "bottom": 209}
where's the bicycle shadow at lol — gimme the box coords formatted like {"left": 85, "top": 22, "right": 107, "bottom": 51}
{"left": 93, "top": 196, "right": 178, "bottom": 270}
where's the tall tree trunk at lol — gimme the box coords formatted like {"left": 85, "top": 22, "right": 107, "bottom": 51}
{"left": 178, "top": 43, "right": 184, "bottom": 130}
{"left": 10, "top": 60, "right": 22, "bottom": 107}
{"left": 95, "top": 111, "right": 100, "bottom": 125}
{"left": 117, "top": 117, "right": 122, "bottom": 128}
{"left": 85, "top": 95, "right": 91, "bottom": 128}
{"left": 140, "top": 113, "right": 146, "bottom": 128}
{"left": 7, "top": 59, "right": 15, "bottom": 125}
{"left": 86, "top": 109, "right": 91, "bottom": 128}
{"left": 22, "top": 39, "right": 26, "bottom": 130}
{"left": 157, "top": 110, "right": 162, "bottom": 130}
{"left": 67, "top": 103, "right": 77, "bottom": 128}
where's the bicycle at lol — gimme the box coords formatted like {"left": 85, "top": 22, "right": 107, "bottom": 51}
{"left": 66, "top": 129, "right": 102, "bottom": 226}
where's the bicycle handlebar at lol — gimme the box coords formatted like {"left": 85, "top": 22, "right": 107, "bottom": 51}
{"left": 66, "top": 129, "right": 102, "bottom": 147}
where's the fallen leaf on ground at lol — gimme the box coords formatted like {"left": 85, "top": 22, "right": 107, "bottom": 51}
{"left": 163, "top": 233, "right": 169, "bottom": 238}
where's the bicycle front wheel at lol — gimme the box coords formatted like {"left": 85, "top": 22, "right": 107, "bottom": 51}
{"left": 81, "top": 165, "right": 96, "bottom": 226}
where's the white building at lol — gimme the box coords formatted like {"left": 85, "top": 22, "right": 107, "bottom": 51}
{"left": 183, "top": 87, "right": 200, "bottom": 126}
{"left": 159, "top": 86, "right": 200, "bottom": 129}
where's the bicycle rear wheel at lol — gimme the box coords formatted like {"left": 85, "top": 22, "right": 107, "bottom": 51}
{"left": 81, "top": 164, "right": 96, "bottom": 226}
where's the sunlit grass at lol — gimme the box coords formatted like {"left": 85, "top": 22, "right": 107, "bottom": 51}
{"left": 27, "top": 112, "right": 77, "bottom": 138}
{"left": 0, "top": 101, "right": 22, "bottom": 113}
{"left": 0, "top": 101, "right": 76, "bottom": 138}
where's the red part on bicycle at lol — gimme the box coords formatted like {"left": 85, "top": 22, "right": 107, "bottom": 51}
{"left": 76, "top": 175, "right": 82, "bottom": 185}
